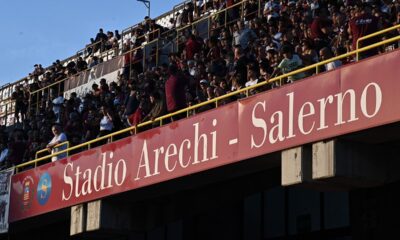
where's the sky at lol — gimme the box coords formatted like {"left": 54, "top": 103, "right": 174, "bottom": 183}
{"left": 0, "top": 0, "right": 183, "bottom": 87}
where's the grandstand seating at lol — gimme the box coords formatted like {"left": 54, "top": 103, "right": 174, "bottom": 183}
{"left": 1, "top": 0, "right": 399, "bottom": 171}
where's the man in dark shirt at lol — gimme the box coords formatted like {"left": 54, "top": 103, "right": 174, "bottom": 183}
{"left": 234, "top": 45, "right": 248, "bottom": 85}
{"left": 12, "top": 86, "right": 26, "bottom": 124}
{"left": 95, "top": 28, "right": 108, "bottom": 43}
{"left": 124, "top": 88, "right": 139, "bottom": 117}
{"left": 94, "top": 28, "right": 108, "bottom": 52}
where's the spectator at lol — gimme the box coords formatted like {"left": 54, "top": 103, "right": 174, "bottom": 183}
{"left": 310, "top": 8, "right": 331, "bottom": 46}
{"left": 124, "top": 88, "right": 140, "bottom": 118}
{"left": 185, "top": 34, "right": 202, "bottom": 60}
{"left": 88, "top": 56, "right": 100, "bottom": 68}
{"left": 165, "top": 64, "right": 187, "bottom": 120}
{"left": 46, "top": 125, "right": 68, "bottom": 162}
{"left": 348, "top": 3, "right": 380, "bottom": 58}
{"left": 236, "top": 20, "right": 258, "bottom": 50}
{"left": 100, "top": 78, "right": 110, "bottom": 94}
{"left": 115, "top": 30, "right": 121, "bottom": 40}
{"left": 274, "top": 45, "right": 306, "bottom": 83}
{"left": 7, "top": 129, "right": 26, "bottom": 166}
{"left": 94, "top": 28, "right": 108, "bottom": 52}
{"left": 127, "top": 100, "right": 146, "bottom": 127}
{"left": 99, "top": 105, "right": 114, "bottom": 137}
{"left": 319, "top": 47, "right": 342, "bottom": 71}
{"left": 11, "top": 86, "right": 26, "bottom": 124}
{"left": 76, "top": 57, "right": 88, "bottom": 72}
{"left": 52, "top": 93, "right": 64, "bottom": 123}
{"left": 245, "top": 68, "right": 259, "bottom": 88}
{"left": 142, "top": 91, "right": 166, "bottom": 125}
{"left": 233, "top": 45, "right": 248, "bottom": 85}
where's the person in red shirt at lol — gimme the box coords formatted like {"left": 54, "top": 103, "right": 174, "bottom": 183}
{"left": 165, "top": 64, "right": 188, "bottom": 121}
{"left": 185, "top": 34, "right": 201, "bottom": 60}
{"left": 348, "top": 4, "right": 380, "bottom": 58}
{"left": 310, "top": 8, "right": 330, "bottom": 49}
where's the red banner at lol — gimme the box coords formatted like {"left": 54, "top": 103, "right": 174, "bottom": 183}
{"left": 9, "top": 50, "right": 400, "bottom": 222}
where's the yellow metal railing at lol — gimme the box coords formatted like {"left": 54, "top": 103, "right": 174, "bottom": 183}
{"left": 143, "top": 38, "right": 161, "bottom": 68}
{"left": 356, "top": 23, "right": 400, "bottom": 60}
{"left": 14, "top": 33, "right": 400, "bottom": 173}
{"left": 15, "top": 141, "right": 70, "bottom": 173}
{"left": 35, "top": 141, "right": 69, "bottom": 160}
{"left": 29, "top": 77, "right": 67, "bottom": 114}
{"left": 175, "top": 0, "right": 256, "bottom": 51}
{"left": 77, "top": 40, "right": 102, "bottom": 57}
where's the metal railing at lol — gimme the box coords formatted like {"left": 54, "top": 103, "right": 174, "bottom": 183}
{"left": 175, "top": 0, "right": 257, "bottom": 52}
{"left": 29, "top": 77, "right": 66, "bottom": 114}
{"left": 14, "top": 31, "right": 400, "bottom": 173}
{"left": 356, "top": 23, "right": 400, "bottom": 60}
{"left": 35, "top": 141, "right": 69, "bottom": 160}
{"left": 0, "top": 100, "right": 15, "bottom": 126}
{"left": 24, "top": 141, "right": 70, "bottom": 171}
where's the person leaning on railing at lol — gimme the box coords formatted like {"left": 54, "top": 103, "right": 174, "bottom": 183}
{"left": 46, "top": 124, "right": 68, "bottom": 162}
{"left": 271, "top": 45, "right": 306, "bottom": 84}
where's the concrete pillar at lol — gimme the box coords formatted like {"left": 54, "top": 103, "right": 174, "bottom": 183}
{"left": 281, "top": 146, "right": 312, "bottom": 186}
{"left": 86, "top": 200, "right": 101, "bottom": 231}
{"left": 70, "top": 204, "right": 86, "bottom": 236}
{"left": 312, "top": 141, "right": 335, "bottom": 179}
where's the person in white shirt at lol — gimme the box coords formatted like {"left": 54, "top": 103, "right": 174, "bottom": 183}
{"left": 274, "top": 45, "right": 306, "bottom": 83}
{"left": 245, "top": 68, "right": 259, "bottom": 87}
{"left": 99, "top": 105, "right": 114, "bottom": 137}
{"left": 319, "top": 47, "right": 342, "bottom": 72}
{"left": 47, "top": 125, "right": 68, "bottom": 162}
{"left": 52, "top": 94, "right": 64, "bottom": 123}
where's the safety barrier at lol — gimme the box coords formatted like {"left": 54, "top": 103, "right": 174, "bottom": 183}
{"left": 29, "top": 78, "right": 66, "bottom": 114}
{"left": 356, "top": 23, "right": 400, "bottom": 61}
{"left": 175, "top": 0, "right": 261, "bottom": 52}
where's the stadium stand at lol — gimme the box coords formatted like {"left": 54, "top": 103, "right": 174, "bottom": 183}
{"left": 0, "top": 0, "right": 400, "bottom": 171}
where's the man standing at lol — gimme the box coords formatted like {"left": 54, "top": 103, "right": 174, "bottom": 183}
{"left": 165, "top": 64, "right": 187, "bottom": 121}
{"left": 348, "top": 3, "right": 380, "bottom": 58}
{"left": 46, "top": 125, "right": 68, "bottom": 162}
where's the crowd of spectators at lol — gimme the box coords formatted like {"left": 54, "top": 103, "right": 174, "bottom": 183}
{"left": 1, "top": 0, "right": 400, "bottom": 170}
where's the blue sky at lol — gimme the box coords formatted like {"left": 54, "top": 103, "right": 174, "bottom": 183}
{"left": 0, "top": 0, "right": 182, "bottom": 87}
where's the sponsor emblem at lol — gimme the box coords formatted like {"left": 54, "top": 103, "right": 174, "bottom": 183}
{"left": 21, "top": 176, "right": 34, "bottom": 211}
{"left": 37, "top": 173, "right": 52, "bottom": 206}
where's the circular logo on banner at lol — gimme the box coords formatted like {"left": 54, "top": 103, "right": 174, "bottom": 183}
{"left": 21, "top": 176, "right": 34, "bottom": 211}
{"left": 37, "top": 172, "right": 52, "bottom": 206}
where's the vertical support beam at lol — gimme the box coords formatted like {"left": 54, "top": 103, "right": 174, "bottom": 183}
{"left": 281, "top": 145, "right": 312, "bottom": 186}
{"left": 70, "top": 204, "right": 86, "bottom": 236}
{"left": 312, "top": 141, "right": 335, "bottom": 179}
{"left": 86, "top": 200, "right": 102, "bottom": 231}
